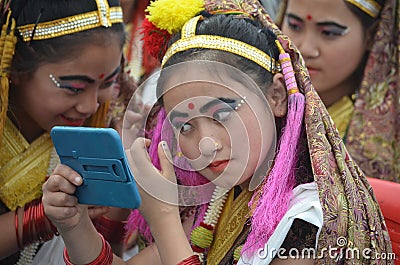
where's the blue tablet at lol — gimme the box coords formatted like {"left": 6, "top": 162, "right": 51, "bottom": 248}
{"left": 50, "top": 126, "right": 141, "bottom": 209}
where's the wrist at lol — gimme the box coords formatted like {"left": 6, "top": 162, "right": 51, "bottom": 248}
{"left": 64, "top": 233, "right": 113, "bottom": 265}
{"left": 15, "top": 198, "right": 58, "bottom": 250}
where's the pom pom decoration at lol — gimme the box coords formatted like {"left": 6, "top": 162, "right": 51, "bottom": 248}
{"left": 190, "top": 223, "right": 214, "bottom": 249}
{"left": 146, "top": 0, "right": 205, "bottom": 34}
{"left": 141, "top": 18, "right": 171, "bottom": 60}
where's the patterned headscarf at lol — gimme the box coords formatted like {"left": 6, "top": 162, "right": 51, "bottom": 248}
{"left": 129, "top": 0, "right": 392, "bottom": 263}
{"left": 346, "top": 0, "right": 399, "bottom": 182}
{"left": 204, "top": 0, "right": 392, "bottom": 263}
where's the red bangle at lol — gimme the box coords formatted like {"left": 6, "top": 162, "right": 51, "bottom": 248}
{"left": 177, "top": 255, "right": 201, "bottom": 265}
{"left": 63, "top": 233, "right": 113, "bottom": 265}
{"left": 14, "top": 207, "right": 22, "bottom": 250}
{"left": 93, "top": 215, "right": 127, "bottom": 244}
{"left": 21, "top": 198, "right": 58, "bottom": 248}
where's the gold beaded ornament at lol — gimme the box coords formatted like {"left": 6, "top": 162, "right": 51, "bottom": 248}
{"left": 161, "top": 15, "right": 281, "bottom": 74}
{"left": 17, "top": 0, "right": 123, "bottom": 41}
{"left": 345, "top": 0, "right": 382, "bottom": 18}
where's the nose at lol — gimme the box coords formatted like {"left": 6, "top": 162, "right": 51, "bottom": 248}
{"left": 199, "top": 136, "right": 222, "bottom": 156}
{"left": 297, "top": 31, "right": 320, "bottom": 59}
{"left": 75, "top": 90, "right": 99, "bottom": 115}
{"left": 197, "top": 119, "right": 224, "bottom": 156}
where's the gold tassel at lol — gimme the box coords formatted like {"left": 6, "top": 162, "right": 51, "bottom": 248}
{"left": 0, "top": 10, "right": 17, "bottom": 138}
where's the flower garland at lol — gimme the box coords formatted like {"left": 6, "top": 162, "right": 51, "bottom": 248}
{"left": 189, "top": 186, "right": 229, "bottom": 262}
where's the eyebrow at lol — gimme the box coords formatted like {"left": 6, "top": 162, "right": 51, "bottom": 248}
{"left": 58, "top": 66, "right": 121, "bottom": 83}
{"left": 199, "top": 97, "right": 236, "bottom": 113}
{"left": 169, "top": 111, "right": 189, "bottom": 121}
{"left": 169, "top": 97, "right": 237, "bottom": 121}
{"left": 287, "top": 13, "right": 347, "bottom": 29}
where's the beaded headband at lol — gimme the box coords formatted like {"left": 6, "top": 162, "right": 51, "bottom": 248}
{"left": 345, "top": 0, "right": 382, "bottom": 18}
{"left": 17, "top": 0, "right": 123, "bottom": 42}
{"left": 161, "top": 15, "right": 281, "bottom": 74}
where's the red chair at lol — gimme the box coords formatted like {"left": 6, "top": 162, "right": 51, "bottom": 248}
{"left": 368, "top": 177, "right": 400, "bottom": 265}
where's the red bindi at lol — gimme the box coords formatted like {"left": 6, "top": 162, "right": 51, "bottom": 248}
{"left": 188, "top": 102, "right": 195, "bottom": 110}
{"left": 306, "top": 14, "right": 312, "bottom": 21}
{"left": 99, "top": 73, "right": 105, "bottom": 79}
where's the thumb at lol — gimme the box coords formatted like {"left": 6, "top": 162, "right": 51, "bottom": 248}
{"left": 158, "top": 141, "right": 176, "bottom": 183}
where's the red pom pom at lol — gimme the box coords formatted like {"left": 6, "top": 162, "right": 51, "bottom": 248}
{"left": 199, "top": 222, "right": 214, "bottom": 231}
{"left": 192, "top": 245, "right": 206, "bottom": 253}
{"left": 141, "top": 18, "right": 171, "bottom": 61}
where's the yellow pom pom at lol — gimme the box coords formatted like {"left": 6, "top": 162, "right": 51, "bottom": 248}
{"left": 190, "top": 225, "right": 214, "bottom": 249}
{"left": 146, "top": 0, "right": 205, "bottom": 34}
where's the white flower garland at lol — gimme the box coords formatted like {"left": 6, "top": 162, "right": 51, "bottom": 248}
{"left": 192, "top": 186, "right": 229, "bottom": 262}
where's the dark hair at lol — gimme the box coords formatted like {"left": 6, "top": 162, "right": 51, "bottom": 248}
{"left": 7, "top": 0, "right": 125, "bottom": 75}
{"left": 164, "top": 14, "right": 280, "bottom": 93}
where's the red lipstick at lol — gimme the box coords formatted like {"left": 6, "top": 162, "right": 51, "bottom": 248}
{"left": 61, "top": 115, "right": 86, "bottom": 126}
{"left": 208, "top": 160, "right": 229, "bottom": 172}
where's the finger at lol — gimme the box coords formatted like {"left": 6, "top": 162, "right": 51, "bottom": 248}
{"left": 52, "top": 164, "right": 83, "bottom": 186}
{"left": 130, "top": 138, "right": 152, "bottom": 168}
{"left": 158, "top": 141, "right": 176, "bottom": 183}
{"left": 44, "top": 204, "right": 79, "bottom": 222}
{"left": 43, "top": 173, "right": 79, "bottom": 195}
{"left": 42, "top": 191, "right": 78, "bottom": 208}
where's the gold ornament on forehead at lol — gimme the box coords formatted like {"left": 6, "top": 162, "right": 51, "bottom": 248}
{"left": 17, "top": 0, "right": 123, "bottom": 42}
{"left": 345, "top": 0, "right": 382, "bottom": 18}
{"left": 162, "top": 15, "right": 281, "bottom": 74}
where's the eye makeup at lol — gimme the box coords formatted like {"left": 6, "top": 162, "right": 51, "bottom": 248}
{"left": 317, "top": 22, "right": 350, "bottom": 36}
{"left": 286, "top": 13, "right": 350, "bottom": 36}
{"left": 48, "top": 66, "right": 121, "bottom": 91}
{"left": 169, "top": 97, "right": 246, "bottom": 130}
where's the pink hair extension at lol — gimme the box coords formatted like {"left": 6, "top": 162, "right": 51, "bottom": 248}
{"left": 243, "top": 40, "right": 305, "bottom": 257}
{"left": 126, "top": 107, "right": 209, "bottom": 242}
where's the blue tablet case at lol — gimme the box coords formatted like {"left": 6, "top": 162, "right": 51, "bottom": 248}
{"left": 50, "top": 126, "right": 141, "bottom": 209}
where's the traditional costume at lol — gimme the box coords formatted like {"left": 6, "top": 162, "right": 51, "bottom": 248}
{"left": 126, "top": 0, "right": 393, "bottom": 264}
{"left": 0, "top": 1, "right": 124, "bottom": 264}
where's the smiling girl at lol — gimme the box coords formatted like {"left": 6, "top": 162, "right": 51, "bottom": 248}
{"left": 0, "top": 0, "right": 129, "bottom": 263}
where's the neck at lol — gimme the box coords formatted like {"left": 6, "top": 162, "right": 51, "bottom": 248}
{"left": 319, "top": 76, "right": 358, "bottom": 107}
{"left": 7, "top": 110, "right": 45, "bottom": 143}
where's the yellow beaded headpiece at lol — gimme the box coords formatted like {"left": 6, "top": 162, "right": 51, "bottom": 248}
{"left": 17, "top": 0, "right": 123, "bottom": 41}
{"left": 161, "top": 15, "right": 281, "bottom": 74}
{"left": 345, "top": 0, "right": 382, "bottom": 18}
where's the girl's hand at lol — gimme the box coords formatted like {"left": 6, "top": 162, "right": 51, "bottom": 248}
{"left": 42, "top": 164, "right": 109, "bottom": 233}
{"left": 127, "top": 138, "right": 180, "bottom": 228}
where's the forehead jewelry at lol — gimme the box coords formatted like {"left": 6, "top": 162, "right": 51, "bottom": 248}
{"left": 234, "top": 96, "right": 246, "bottom": 110}
{"left": 49, "top": 74, "right": 60, "bottom": 87}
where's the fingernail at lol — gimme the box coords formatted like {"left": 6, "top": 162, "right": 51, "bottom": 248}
{"left": 161, "top": 141, "right": 173, "bottom": 161}
{"left": 74, "top": 176, "right": 83, "bottom": 185}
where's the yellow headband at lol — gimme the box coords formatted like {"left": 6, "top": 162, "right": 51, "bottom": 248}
{"left": 345, "top": 0, "right": 382, "bottom": 18}
{"left": 17, "top": 0, "right": 123, "bottom": 42}
{"left": 161, "top": 15, "right": 281, "bottom": 74}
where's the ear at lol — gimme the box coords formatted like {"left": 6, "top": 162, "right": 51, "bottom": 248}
{"left": 9, "top": 73, "right": 26, "bottom": 87}
{"left": 266, "top": 73, "right": 288, "bottom": 117}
